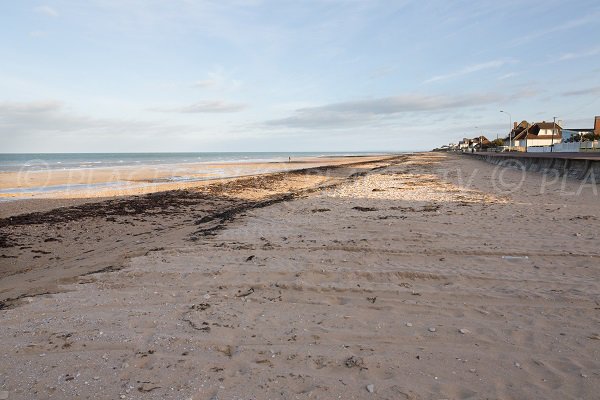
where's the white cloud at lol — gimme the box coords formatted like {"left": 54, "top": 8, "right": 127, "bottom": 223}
{"left": 558, "top": 46, "right": 600, "bottom": 62}
{"left": 0, "top": 100, "right": 62, "bottom": 113}
{"left": 561, "top": 86, "right": 600, "bottom": 97}
{"left": 264, "top": 92, "right": 509, "bottom": 129}
{"left": 510, "top": 13, "right": 599, "bottom": 46}
{"left": 191, "top": 67, "right": 242, "bottom": 91}
{"left": 424, "top": 59, "right": 516, "bottom": 83}
{"left": 34, "top": 5, "right": 59, "bottom": 17}
{"left": 192, "top": 79, "right": 218, "bottom": 88}
{"left": 497, "top": 72, "right": 519, "bottom": 80}
{"left": 0, "top": 99, "right": 262, "bottom": 152}
{"left": 0, "top": 100, "right": 121, "bottom": 133}
{"left": 0, "top": 100, "right": 192, "bottom": 141}
{"left": 150, "top": 100, "right": 247, "bottom": 113}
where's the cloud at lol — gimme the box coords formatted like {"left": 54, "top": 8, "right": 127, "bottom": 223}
{"left": 0, "top": 100, "right": 192, "bottom": 141}
{"left": 497, "top": 72, "right": 519, "bottom": 81}
{"left": 151, "top": 100, "right": 247, "bottom": 113}
{"left": 510, "top": 13, "right": 599, "bottom": 46}
{"left": 264, "top": 92, "right": 508, "bottom": 129}
{"left": 191, "top": 67, "right": 242, "bottom": 91}
{"left": 264, "top": 110, "right": 366, "bottom": 129}
{"left": 369, "top": 65, "right": 396, "bottom": 79}
{"left": 558, "top": 46, "right": 600, "bottom": 62}
{"left": 0, "top": 99, "right": 260, "bottom": 152}
{"left": 192, "top": 79, "right": 218, "bottom": 88}
{"left": 0, "top": 100, "right": 116, "bottom": 133}
{"left": 34, "top": 5, "right": 59, "bottom": 17}
{"left": 29, "top": 30, "right": 49, "bottom": 38}
{"left": 424, "top": 59, "right": 515, "bottom": 83}
{"left": 0, "top": 100, "right": 62, "bottom": 113}
{"left": 561, "top": 86, "right": 600, "bottom": 97}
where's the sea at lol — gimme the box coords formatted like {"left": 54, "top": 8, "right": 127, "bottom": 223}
{"left": 0, "top": 152, "right": 388, "bottom": 199}
{"left": 0, "top": 152, "right": 382, "bottom": 173}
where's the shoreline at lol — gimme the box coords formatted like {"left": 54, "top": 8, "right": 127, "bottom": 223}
{"left": 0, "top": 155, "right": 393, "bottom": 204}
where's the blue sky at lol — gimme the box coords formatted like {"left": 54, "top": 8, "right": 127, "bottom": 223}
{"left": 1, "top": 0, "right": 599, "bottom": 152}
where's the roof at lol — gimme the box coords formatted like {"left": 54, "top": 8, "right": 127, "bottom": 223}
{"left": 469, "top": 136, "right": 492, "bottom": 146}
{"left": 513, "top": 128, "right": 531, "bottom": 141}
{"left": 535, "top": 121, "right": 562, "bottom": 130}
{"left": 509, "top": 121, "right": 531, "bottom": 139}
{"left": 527, "top": 123, "right": 562, "bottom": 138}
{"left": 563, "top": 128, "right": 593, "bottom": 133}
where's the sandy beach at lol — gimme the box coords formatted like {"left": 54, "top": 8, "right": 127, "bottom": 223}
{"left": 0, "top": 153, "right": 599, "bottom": 399}
{"left": 0, "top": 156, "right": 388, "bottom": 203}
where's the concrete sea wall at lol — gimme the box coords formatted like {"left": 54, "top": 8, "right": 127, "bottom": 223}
{"left": 468, "top": 153, "right": 600, "bottom": 183}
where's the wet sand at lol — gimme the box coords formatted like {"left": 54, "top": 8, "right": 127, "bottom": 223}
{"left": 0, "top": 156, "right": 388, "bottom": 202}
{"left": 0, "top": 153, "right": 599, "bottom": 399}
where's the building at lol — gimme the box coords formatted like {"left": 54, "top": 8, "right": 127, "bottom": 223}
{"left": 562, "top": 128, "right": 594, "bottom": 142}
{"left": 458, "top": 138, "right": 470, "bottom": 151}
{"left": 465, "top": 136, "right": 491, "bottom": 152}
{"left": 512, "top": 121, "right": 562, "bottom": 149}
{"left": 504, "top": 121, "right": 531, "bottom": 151}
{"left": 560, "top": 115, "right": 600, "bottom": 145}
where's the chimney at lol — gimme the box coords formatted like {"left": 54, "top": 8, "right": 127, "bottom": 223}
{"left": 513, "top": 122, "right": 518, "bottom": 129}
{"left": 594, "top": 116, "right": 600, "bottom": 137}
{"left": 558, "top": 120, "right": 563, "bottom": 127}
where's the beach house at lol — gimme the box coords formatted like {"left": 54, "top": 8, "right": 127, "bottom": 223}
{"left": 510, "top": 121, "right": 562, "bottom": 150}
{"left": 508, "top": 121, "right": 531, "bottom": 149}
{"left": 458, "top": 138, "right": 470, "bottom": 151}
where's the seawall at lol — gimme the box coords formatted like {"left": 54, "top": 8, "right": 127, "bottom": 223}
{"left": 466, "top": 152, "right": 600, "bottom": 183}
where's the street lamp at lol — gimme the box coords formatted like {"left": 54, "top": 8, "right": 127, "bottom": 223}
{"left": 500, "top": 110, "right": 512, "bottom": 151}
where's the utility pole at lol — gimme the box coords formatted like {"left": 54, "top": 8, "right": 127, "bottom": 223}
{"left": 552, "top": 116, "right": 557, "bottom": 153}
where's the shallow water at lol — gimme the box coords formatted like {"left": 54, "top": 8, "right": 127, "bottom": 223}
{"left": 0, "top": 152, "right": 380, "bottom": 172}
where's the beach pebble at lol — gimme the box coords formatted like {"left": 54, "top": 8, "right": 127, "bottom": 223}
{"left": 514, "top": 362, "right": 521, "bottom": 368}
{"left": 581, "top": 373, "right": 588, "bottom": 378}
{"left": 366, "top": 384, "right": 375, "bottom": 393}
{"left": 0, "top": 391, "right": 9, "bottom": 400}
{"left": 428, "top": 327, "right": 436, "bottom": 332}
{"left": 406, "top": 322, "right": 413, "bottom": 327}
{"left": 459, "top": 328, "right": 470, "bottom": 334}
{"left": 469, "top": 368, "right": 477, "bottom": 373}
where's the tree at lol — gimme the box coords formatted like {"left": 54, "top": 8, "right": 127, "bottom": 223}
{"left": 490, "top": 138, "right": 504, "bottom": 147}
{"left": 582, "top": 132, "right": 595, "bottom": 142}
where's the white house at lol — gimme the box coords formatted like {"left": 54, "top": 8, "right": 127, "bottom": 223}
{"left": 514, "top": 121, "right": 562, "bottom": 149}
{"left": 458, "top": 138, "right": 469, "bottom": 151}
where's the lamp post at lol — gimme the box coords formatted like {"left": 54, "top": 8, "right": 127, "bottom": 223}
{"left": 500, "top": 110, "right": 512, "bottom": 151}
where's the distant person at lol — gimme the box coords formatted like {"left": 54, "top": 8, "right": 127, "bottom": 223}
{"left": 289, "top": 156, "right": 291, "bottom": 162}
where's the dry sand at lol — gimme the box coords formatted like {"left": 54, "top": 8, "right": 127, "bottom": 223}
{"left": 0, "top": 153, "right": 599, "bottom": 399}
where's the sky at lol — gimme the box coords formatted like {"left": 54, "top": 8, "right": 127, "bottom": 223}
{"left": 1, "top": 0, "right": 599, "bottom": 153}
